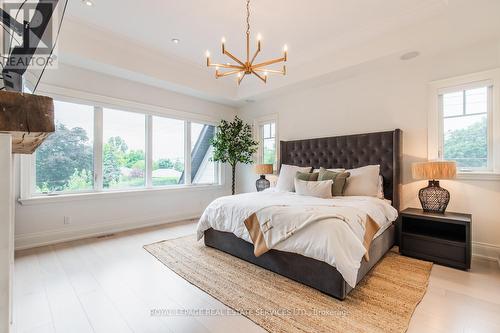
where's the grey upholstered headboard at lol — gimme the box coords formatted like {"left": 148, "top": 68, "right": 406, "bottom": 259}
{"left": 279, "top": 129, "right": 402, "bottom": 211}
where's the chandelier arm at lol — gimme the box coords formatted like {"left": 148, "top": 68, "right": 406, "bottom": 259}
{"left": 252, "top": 57, "right": 287, "bottom": 69}
{"left": 254, "top": 68, "right": 285, "bottom": 75}
{"left": 238, "top": 73, "right": 246, "bottom": 85}
{"left": 216, "top": 69, "right": 245, "bottom": 78}
{"left": 223, "top": 50, "right": 246, "bottom": 67}
{"left": 209, "top": 63, "right": 245, "bottom": 70}
{"left": 251, "top": 70, "right": 267, "bottom": 83}
{"left": 250, "top": 47, "right": 261, "bottom": 65}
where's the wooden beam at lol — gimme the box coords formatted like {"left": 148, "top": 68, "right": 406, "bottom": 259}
{"left": 0, "top": 91, "right": 55, "bottom": 154}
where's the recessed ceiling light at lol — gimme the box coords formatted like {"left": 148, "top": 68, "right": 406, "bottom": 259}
{"left": 400, "top": 51, "right": 420, "bottom": 61}
{"left": 82, "top": 0, "right": 94, "bottom": 6}
{"left": 171, "top": 38, "right": 180, "bottom": 44}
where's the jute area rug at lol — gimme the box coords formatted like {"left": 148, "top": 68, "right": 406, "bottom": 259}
{"left": 144, "top": 236, "right": 432, "bottom": 333}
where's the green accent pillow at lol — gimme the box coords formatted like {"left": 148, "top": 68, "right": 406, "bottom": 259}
{"left": 318, "top": 167, "right": 351, "bottom": 196}
{"left": 295, "top": 171, "right": 319, "bottom": 181}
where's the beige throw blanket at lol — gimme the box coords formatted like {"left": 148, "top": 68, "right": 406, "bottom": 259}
{"left": 244, "top": 205, "right": 381, "bottom": 261}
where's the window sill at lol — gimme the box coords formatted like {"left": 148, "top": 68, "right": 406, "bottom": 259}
{"left": 456, "top": 172, "right": 500, "bottom": 181}
{"left": 18, "top": 184, "right": 226, "bottom": 206}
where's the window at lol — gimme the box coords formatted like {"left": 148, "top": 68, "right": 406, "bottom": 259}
{"left": 429, "top": 68, "right": 500, "bottom": 179}
{"left": 255, "top": 117, "right": 278, "bottom": 170}
{"left": 152, "top": 116, "right": 185, "bottom": 186}
{"left": 262, "top": 122, "right": 276, "bottom": 166}
{"left": 35, "top": 101, "right": 94, "bottom": 193}
{"left": 28, "top": 96, "right": 221, "bottom": 197}
{"left": 191, "top": 122, "right": 217, "bottom": 184}
{"left": 103, "top": 108, "right": 146, "bottom": 189}
{"left": 440, "top": 86, "right": 491, "bottom": 171}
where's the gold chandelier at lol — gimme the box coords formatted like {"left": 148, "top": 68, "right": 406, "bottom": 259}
{"left": 205, "top": 0, "right": 287, "bottom": 85}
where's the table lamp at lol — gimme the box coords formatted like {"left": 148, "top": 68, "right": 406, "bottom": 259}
{"left": 412, "top": 161, "right": 457, "bottom": 213}
{"left": 255, "top": 164, "right": 273, "bottom": 192}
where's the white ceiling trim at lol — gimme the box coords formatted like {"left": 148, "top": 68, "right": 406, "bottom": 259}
{"left": 53, "top": 1, "right": 500, "bottom": 105}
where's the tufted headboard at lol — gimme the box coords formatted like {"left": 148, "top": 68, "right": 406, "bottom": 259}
{"left": 279, "top": 129, "right": 402, "bottom": 211}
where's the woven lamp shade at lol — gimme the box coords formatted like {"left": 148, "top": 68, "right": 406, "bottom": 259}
{"left": 255, "top": 164, "right": 273, "bottom": 175}
{"left": 412, "top": 161, "right": 457, "bottom": 180}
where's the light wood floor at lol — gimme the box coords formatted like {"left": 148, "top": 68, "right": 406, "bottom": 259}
{"left": 13, "top": 220, "right": 500, "bottom": 333}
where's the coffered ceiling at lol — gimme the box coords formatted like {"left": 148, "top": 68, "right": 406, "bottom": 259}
{"left": 57, "top": 0, "right": 500, "bottom": 105}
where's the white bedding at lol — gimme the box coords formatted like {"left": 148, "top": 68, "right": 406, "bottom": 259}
{"left": 197, "top": 189, "right": 398, "bottom": 287}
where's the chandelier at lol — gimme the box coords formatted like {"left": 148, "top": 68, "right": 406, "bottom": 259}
{"left": 205, "top": 0, "right": 287, "bottom": 85}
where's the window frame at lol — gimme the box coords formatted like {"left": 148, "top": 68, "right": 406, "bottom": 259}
{"left": 150, "top": 114, "right": 187, "bottom": 188}
{"left": 254, "top": 114, "right": 279, "bottom": 172}
{"left": 19, "top": 85, "right": 223, "bottom": 201}
{"left": 101, "top": 106, "right": 148, "bottom": 190}
{"left": 438, "top": 83, "right": 493, "bottom": 172}
{"left": 428, "top": 68, "right": 500, "bottom": 180}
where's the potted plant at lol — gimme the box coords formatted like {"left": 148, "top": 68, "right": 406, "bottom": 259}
{"left": 211, "top": 116, "right": 258, "bottom": 195}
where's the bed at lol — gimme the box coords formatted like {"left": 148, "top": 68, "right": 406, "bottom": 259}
{"left": 201, "top": 129, "right": 402, "bottom": 300}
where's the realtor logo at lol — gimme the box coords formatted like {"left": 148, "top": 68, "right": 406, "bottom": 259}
{"left": 1, "top": 0, "right": 59, "bottom": 71}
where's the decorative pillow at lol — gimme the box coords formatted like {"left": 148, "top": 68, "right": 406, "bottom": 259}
{"left": 343, "top": 165, "right": 380, "bottom": 197}
{"left": 294, "top": 179, "right": 333, "bottom": 199}
{"left": 317, "top": 167, "right": 350, "bottom": 196}
{"left": 276, "top": 165, "right": 312, "bottom": 192}
{"left": 296, "top": 171, "right": 319, "bottom": 181}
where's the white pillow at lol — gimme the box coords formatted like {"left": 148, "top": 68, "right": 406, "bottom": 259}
{"left": 294, "top": 179, "right": 333, "bottom": 199}
{"left": 343, "top": 165, "right": 380, "bottom": 197}
{"left": 377, "top": 175, "right": 384, "bottom": 199}
{"left": 313, "top": 168, "right": 345, "bottom": 173}
{"left": 276, "top": 165, "right": 312, "bottom": 192}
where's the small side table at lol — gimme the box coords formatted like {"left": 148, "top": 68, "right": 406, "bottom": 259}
{"left": 400, "top": 208, "right": 471, "bottom": 270}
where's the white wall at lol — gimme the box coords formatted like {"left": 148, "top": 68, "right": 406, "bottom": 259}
{"left": 237, "top": 38, "right": 500, "bottom": 260}
{"left": 0, "top": 134, "right": 13, "bottom": 333}
{"left": 14, "top": 64, "right": 236, "bottom": 250}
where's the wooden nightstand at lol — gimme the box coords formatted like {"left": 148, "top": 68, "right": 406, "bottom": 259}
{"left": 399, "top": 208, "right": 471, "bottom": 270}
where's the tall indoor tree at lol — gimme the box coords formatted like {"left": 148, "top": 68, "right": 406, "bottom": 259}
{"left": 211, "top": 116, "right": 258, "bottom": 195}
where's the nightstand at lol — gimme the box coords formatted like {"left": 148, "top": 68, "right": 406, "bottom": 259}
{"left": 399, "top": 208, "right": 471, "bottom": 270}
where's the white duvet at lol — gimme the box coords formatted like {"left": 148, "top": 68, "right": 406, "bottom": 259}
{"left": 197, "top": 189, "right": 398, "bottom": 287}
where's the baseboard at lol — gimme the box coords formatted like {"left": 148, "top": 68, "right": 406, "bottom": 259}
{"left": 472, "top": 241, "right": 500, "bottom": 265}
{"left": 15, "top": 213, "right": 201, "bottom": 251}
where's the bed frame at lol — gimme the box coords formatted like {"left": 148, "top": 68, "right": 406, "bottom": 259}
{"left": 204, "top": 129, "right": 402, "bottom": 300}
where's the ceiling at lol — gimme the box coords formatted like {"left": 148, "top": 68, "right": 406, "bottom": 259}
{"left": 57, "top": 0, "right": 500, "bottom": 105}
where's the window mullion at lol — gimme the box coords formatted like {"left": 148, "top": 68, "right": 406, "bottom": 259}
{"left": 260, "top": 124, "right": 264, "bottom": 164}
{"left": 273, "top": 127, "right": 278, "bottom": 171}
{"left": 488, "top": 85, "right": 494, "bottom": 171}
{"left": 185, "top": 121, "right": 192, "bottom": 185}
{"left": 462, "top": 90, "right": 466, "bottom": 116}
{"left": 214, "top": 126, "right": 220, "bottom": 185}
{"left": 145, "top": 115, "right": 153, "bottom": 188}
{"left": 94, "top": 107, "right": 103, "bottom": 191}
